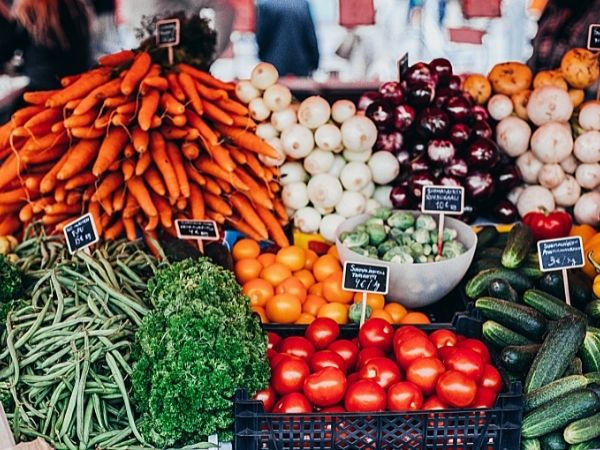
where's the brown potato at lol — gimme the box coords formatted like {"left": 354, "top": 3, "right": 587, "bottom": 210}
{"left": 533, "top": 70, "right": 568, "bottom": 91}
{"left": 463, "top": 74, "right": 492, "bottom": 105}
{"left": 568, "top": 88, "right": 585, "bottom": 108}
{"left": 561, "top": 48, "right": 599, "bottom": 89}
{"left": 511, "top": 89, "right": 531, "bottom": 120}
{"left": 488, "top": 62, "right": 533, "bottom": 95}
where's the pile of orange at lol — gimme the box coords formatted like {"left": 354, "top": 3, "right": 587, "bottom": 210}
{"left": 232, "top": 239, "right": 430, "bottom": 325}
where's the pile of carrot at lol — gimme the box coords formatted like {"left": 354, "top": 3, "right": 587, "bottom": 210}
{"left": 0, "top": 49, "right": 289, "bottom": 247}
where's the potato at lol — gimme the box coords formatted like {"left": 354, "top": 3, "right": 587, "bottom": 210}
{"left": 568, "top": 88, "right": 585, "bottom": 108}
{"left": 511, "top": 89, "right": 531, "bottom": 120}
{"left": 463, "top": 74, "right": 492, "bottom": 105}
{"left": 561, "top": 48, "right": 599, "bottom": 89}
{"left": 533, "top": 70, "right": 568, "bottom": 91}
{"left": 488, "top": 62, "right": 533, "bottom": 95}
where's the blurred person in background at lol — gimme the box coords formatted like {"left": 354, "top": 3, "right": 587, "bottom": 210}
{"left": 255, "top": 0, "right": 320, "bottom": 77}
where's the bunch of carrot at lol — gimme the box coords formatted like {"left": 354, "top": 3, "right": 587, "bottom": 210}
{"left": 0, "top": 49, "right": 289, "bottom": 248}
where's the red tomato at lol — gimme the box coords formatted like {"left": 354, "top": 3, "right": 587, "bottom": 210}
{"left": 320, "top": 405, "right": 346, "bottom": 413}
{"left": 387, "top": 381, "right": 424, "bottom": 411}
{"left": 359, "top": 318, "right": 394, "bottom": 352}
{"left": 457, "top": 338, "right": 491, "bottom": 364}
{"left": 429, "top": 329, "right": 458, "bottom": 349}
{"left": 356, "top": 347, "right": 386, "bottom": 369}
{"left": 344, "top": 379, "right": 386, "bottom": 412}
{"left": 394, "top": 335, "right": 437, "bottom": 370}
{"left": 273, "top": 392, "right": 312, "bottom": 413}
{"left": 269, "top": 352, "right": 288, "bottom": 369}
{"left": 406, "top": 357, "right": 445, "bottom": 395}
{"left": 271, "top": 356, "right": 310, "bottom": 395}
{"left": 328, "top": 339, "right": 359, "bottom": 372}
{"left": 437, "top": 345, "right": 458, "bottom": 362}
{"left": 422, "top": 395, "right": 448, "bottom": 410}
{"left": 394, "top": 325, "right": 427, "bottom": 343}
{"left": 268, "top": 332, "right": 282, "bottom": 351}
{"left": 443, "top": 348, "right": 484, "bottom": 382}
{"left": 346, "top": 372, "right": 360, "bottom": 389}
{"left": 305, "top": 317, "right": 340, "bottom": 350}
{"left": 279, "top": 336, "right": 316, "bottom": 361}
{"left": 309, "top": 350, "right": 347, "bottom": 373}
{"left": 480, "top": 364, "right": 502, "bottom": 393}
{"left": 303, "top": 367, "right": 347, "bottom": 407}
{"left": 436, "top": 370, "right": 477, "bottom": 407}
{"left": 358, "top": 357, "right": 401, "bottom": 390}
{"left": 266, "top": 348, "right": 278, "bottom": 361}
{"left": 253, "top": 384, "right": 277, "bottom": 412}
{"left": 470, "top": 386, "right": 497, "bottom": 408}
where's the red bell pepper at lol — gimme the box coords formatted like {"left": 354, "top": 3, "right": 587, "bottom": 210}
{"left": 522, "top": 209, "right": 572, "bottom": 241}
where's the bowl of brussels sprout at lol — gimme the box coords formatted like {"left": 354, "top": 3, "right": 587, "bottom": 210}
{"left": 335, "top": 208, "right": 476, "bottom": 308}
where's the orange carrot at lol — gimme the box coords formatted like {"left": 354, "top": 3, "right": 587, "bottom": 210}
{"left": 46, "top": 68, "right": 112, "bottom": 107}
{"left": 229, "top": 192, "right": 268, "bottom": 239}
{"left": 230, "top": 114, "right": 256, "bottom": 129}
{"left": 31, "top": 198, "right": 53, "bottom": 214}
{"left": 112, "top": 187, "right": 126, "bottom": 211}
{"left": 122, "top": 159, "right": 135, "bottom": 181}
{"left": 142, "top": 230, "right": 163, "bottom": 259}
{"left": 132, "top": 127, "right": 149, "bottom": 153}
{"left": 141, "top": 76, "right": 168, "bottom": 93}
{"left": 99, "top": 49, "right": 135, "bottom": 66}
{"left": 24, "top": 174, "right": 44, "bottom": 192}
{"left": 73, "top": 78, "right": 122, "bottom": 115}
{"left": 126, "top": 176, "right": 158, "bottom": 217}
{"left": 214, "top": 123, "right": 279, "bottom": 158}
{"left": 166, "top": 73, "right": 185, "bottom": 101}
{"left": 12, "top": 122, "right": 54, "bottom": 138}
{"left": 87, "top": 201, "right": 103, "bottom": 236}
{"left": 201, "top": 99, "right": 234, "bottom": 125}
{"left": 149, "top": 131, "right": 179, "bottom": 201}
{"left": 116, "top": 101, "right": 137, "bottom": 115}
{"left": 195, "top": 80, "right": 227, "bottom": 101}
{"left": 70, "top": 126, "right": 104, "bottom": 139}
{"left": 217, "top": 97, "right": 249, "bottom": 116}
{"left": 19, "top": 203, "right": 33, "bottom": 222}
{"left": 226, "top": 216, "right": 264, "bottom": 241}
{"left": 244, "top": 151, "right": 265, "bottom": 178}
{"left": 0, "top": 187, "right": 29, "bottom": 204}
{"left": 188, "top": 183, "right": 205, "bottom": 220}
{"left": 104, "top": 95, "right": 129, "bottom": 109}
{"left": 11, "top": 105, "right": 45, "bottom": 126}
{"left": 44, "top": 203, "right": 82, "bottom": 216}
{"left": 92, "top": 127, "right": 129, "bottom": 176}
{"left": 21, "top": 143, "right": 68, "bottom": 165}
{"left": 51, "top": 121, "right": 66, "bottom": 133}
{"left": 234, "top": 168, "right": 273, "bottom": 209}
{"left": 0, "top": 215, "right": 21, "bottom": 235}
{"left": 122, "top": 194, "right": 138, "bottom": 219}
{"left": 112, "top": 113, "right": 134, "bottom": 127}
{"left": 94, "top": 113, "right": 111, "bottom": 129}
{"left": 54, "top": 183, "right": 67, "bottom": 202}
{"left": 269, "top": 181, "right": 280, "bottom": 193}
{"left": 161, "top": 92, "right": 185, "bottom": 115}
{"left": 175, "top": 196, "right": 187, "bottom": 211}
{"left": 123, "top": 143, "right": 135, "bottom": 159}
{"left": 82, "top": 186, "right": 94, "bottom": 202}
{"left": 203, "top": 192, "right": 232, "bottom": 216}
{"left": 195, "top": 158, "right": 249, "bottom": 191}
{"left": 94, "top": 172, "right": 124, "bottom": 201}
{"left": 204, "top": 178, "right": 222, "bottom": 196}
{"left": 184, "top": 162, "right": 206, "bottom": 186}
{"left": 178, "top": 72, "right": 203, "bottom": 115}
{"left": 181, "top": 141, "right": 200, "bottom": 160}
{"left": 123, "top": 217, "right": 137, "bottom": 240}
{"left": 159, "top": 126, "right": 188, "bottom": 140}
{"left": 185, "top": 110, "right": 218, "bottom": 145}
{"left": 150, "top": 116, "right": 162, "bottom": 129}
{"left": 64, "top": 99, "right": 80, "bottom": 110}
{"left": 166, "top": 142, "right": 190, "bottom": 198}
{"left": 64, "top": 109, "right": 98, "bottom": 128}
{"left": 144, "top": 165, "right": 167, "bottom": 196}
{"left": 138, "top": 89, "right": 161, "bottom": 131}
{"left": 120, "top": 52, "right": 152, "bottom": 95}
{"left": 185, "top": 128, "right": 200, "bottom": 141}
{"left": 0, "top": 154, "right": 22, "bottom": 190}
{"left": 23, "top": 90, "right": 60, "bottom": 105}
{"left": 98, "top": 193, "right": 114, "bottom": 215}
{"left": 60, "top": 74, "right": 81, "bottom": 87}
{"left": 256, "top": 205, "right": 290, "bottom": 248}
{"left": 135, "top": 148, "right": 152, "bottom": 176}
{"left": 66, "top": 191, "right": 82, "bottom": 206}
{"left": 57, "top": 139, "right": 101, "bottom": 180}
{"left": 168, "top": 115, "right": 187, "bottom": 127}
{"left": 65, "top": 172, "right": 95, "bottom": 190}
{"left": 150, "top": 191, "right": 173, "bottom": 228}
{"left": 227, "top": 145, "right": 247, "bottom": 164}
{"left": 23, "top": 107, "right": 62, "bottom": 129}
{"left": 0, "top": 203, "right": 23, "bottom": 215}
{"left": 178, "top": 63, "right": 235, "bottom": 90}
{"left": 100, "top": 211, "right": 112, "bottom": 228}
{"left": 206, "top": 210, "right": 225, "bottom": 224}
{"left": 215, "top": 178, "right": 232, "bottom": 194}
{"left": 104, "top": 219, "right": 124, "bottom": 240}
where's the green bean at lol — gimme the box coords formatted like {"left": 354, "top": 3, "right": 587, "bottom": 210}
{"left": 88, "top": 429, "right": 124, "bottom": 447}
{"left": 50, "top": 271, "right": 65, "bottom": 325}
{"left": 82, "top": 396, "right": 94, "bottom": 448}
{"left": 76, "top": 334, "right": 90, "bottom": 443}
{"left": 102, "top": 427, "right": 133, "bottom": 448}
{"left": 42, "top": 381, "right": 67, "bottom": 435}
{"left": 39, "top": 345, "right": 73, "bottom": 369}
{"left": 13, "top": 298, "right": 51, "bottom": 350}
{"left": 58, "top": 348, "right": 79, "bottom": 439}
{"left": 6, "top": 317, "right": 20, "bottom": 387}
{"left": 115, "top": 260, "right": 144, "bottom": 284}
{"left": 61, "top": 434, "right": 78, "bottom": 450}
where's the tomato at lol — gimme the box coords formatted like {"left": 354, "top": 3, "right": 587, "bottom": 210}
{"left": 269, "top": 352, "right": 288, "bottom": 369}
{"left": 394, "top": 335, "right": 437, "bottom": 370}
{"left": 328, "top": 339, "right": 359, "bottom": 372}
{"left": 278, "top": 336, "right": 316, "bottom": 361}
{"left": 436, "top": 370, "right": 477, "bottom": 408}
{"left": 303, "top": 367, "right": 347, "bottom": 407}
{"left": 457, "top": 338, "right": 491, "bottom": 364}
{"left": 320, "top": 405, "right": 346, "bottom": 413}
{"left": 470, "top": 386, "right": 497, "bottom": 409}
{"left": 429, "top": 329, "right": 458, "bottom": 349}
{"left": 358, "top": 357, "right": 401, "bottom": 390}
{"left": 271, "top": 356, "right": 310, "bottom": 395}
{"left": 344, "top": 379, "right": 386, "bottom": 412}
{"left": 346, "top": 372, "right": 360, "bottom": 389}
{"left": 480, "top": 364, "right": 502, "bottom": 393}
{"left": 273, "top": 392, "right": 312, "bottom": 413}
{"left": 443, "top": 347, "right": 484, "bottom": 382}
{"left": 359, "top": 318, "right": 394, "bottom": 352}
{"left": 309, "top": 350, "right": 347, "bottom": 374}
{"left": 268, "top": 332, "right": 282, "bottom": 351}
{"left": 406, "top": 357, "right": 445, "bottom": 395}
{"left": 356, "top": 347, "right": 386, "bottom": 369}
{"left": 305, "top": 317, "right": 340, "bottom": 350}
{"left": 393, "top": 326, "right": 427, "bottom": 346}
{"left": 387, "top": 381, "right": 424, "bottom": 411}
{"left": 437, "top": 345, "right": 458, "bottom": 362}
{"left": 253, "top": 384, "right": 277, "bottom": 412}
{"left": 422, "top": 395, "right": 448, "bottom": 410}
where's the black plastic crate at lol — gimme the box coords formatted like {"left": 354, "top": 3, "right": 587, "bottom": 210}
{"left": 235, "top": 314, "right": 523, "bottom": 450}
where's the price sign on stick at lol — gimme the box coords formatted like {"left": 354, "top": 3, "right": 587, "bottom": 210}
{"left": 398, "top": 52, "right": 409, "bottom": 80}
{"left": 422, "top": 185, "right": 464, "bottom": 257}
{"left": 537, "top": 236, "right": 585, "bottom": 305}
{"left": 342, "top": 261, "right": 389, "bottom": 327}
{"left": 175, "top": 219, "right": 219, "bottom": 240}
{"left": 588, "top": 24, "right": 600, "bottom": 51}
{"left": 64, "top": 213, "right": 99, "bottom": 254}
{"left": 156, "top": 18, "right": 180, "bottom": 65}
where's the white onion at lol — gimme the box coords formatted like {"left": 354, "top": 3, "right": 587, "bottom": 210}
{"left": 282, "top": 182, "right": 309, "bottom": 210}
{"left": 279, "top": 161, "right": 308, "bottom": 185}
{"left": 340, "top": 161, "right": 372, "bottom": 192}
{"left": 538, "top": 164, "right": 565, "bottom": 189}
{"left": 579, "top": 101, "right": 600, "bottom": 131}
{"left": 313, "top": 204, "right": 334, "bottom": 216}
{"left": 335, "top": 191, "right": 367, "bottom": 218}
{"left": 531, "top": 122, "right": 573, "bottom": 163}
{"left": 488, "top": 94, "right": 514, "bottom": 121}
{"left": 343, "top": 148, "right": 372, "bottom": 163}
{"left": 575, "top": 163, "right": 600, "bottom": 189}
{"left": 314, "top": 124, "right": 343, "bottom": 152}
{"left": 560, "top": 154, "right": 579, "bottom": 174}
{"left": 517, "top": 152, "right": 544, "bottom": 184}
{"left": 303, "top": 149, "right": 335, "bottom": 175}
{"left": 373, "top": 185, "right": 393, "bottom": 208}
{"left": 280, "top": 124, "right": 314, "bottom": 159}
{"left": 262, "top": 84, "right": 292, "bottom": 112}
{"left": 258, "top": 137, "right": 286, "bottom": 167}
{"left": 365, "top": 198, "right": 381, "bottom": 214}
{"left": 328, "top": 155, "right": 346, "bottom": 178}
{"left": 255, "top": 123, "right": 278, "bottom": 140}
{"left": 297, "top": 96, "right": 331, "bottom": 129}
{"left": 341, "top": 116, "right": 378, "bottom": 153}
{"left": 319, "top": 214, "right": 346, "bottom": 242}
{"left": 508, "top": 186, "right": 524, "bottom": 204}
{"left": 574, "top": 191, "right": 600, "bottom": 226}
{"left": 495, "top": 117, "right": 531, "bottom": 157}
{"left": 248, "top": 97, "right": 270, "bottom": 121}
{"left": 331, "top": 99, "right": 356, "bottom": 124}
{"left": 368, "top": 151, "right": 401, "bottom": 184}
{"left": 307, "top": 173, "right": 343, "bottom": 208}
{"left": 574, "top": 131, "right": 600, "bottom": 163}
{"left": 361, "top": 181, "right": 375, "bottom": 198}
{"left": 551, "top": 175, "right": 581, "bottom": 207}
{"left": 271, "top": 107, "right": 297, "bottom": 132}
{"left": 235, "top": 80, "right": 260, "bottom": 104}
{"left": 250, "top": 62, "right": 278, "bottom": 90}
{"left": 527, "top": 86, "right": 574, "bottom": 126}
{"left": 293, "top": 207, "right": 321, "bottom": 233}
{"left": 517, "top": 185, "right": 555, "bottom": 217}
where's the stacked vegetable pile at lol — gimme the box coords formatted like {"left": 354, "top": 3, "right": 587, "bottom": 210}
{"left": 0, "top": 49, "right": 289, "bottom": 246}
{"left": 236, "top": 63, "right": 400, "bottom": 241}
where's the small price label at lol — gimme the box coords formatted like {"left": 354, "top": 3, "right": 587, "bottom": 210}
{"left": 156, "top": 18, "right": 180, "bottom": 47}
{"left": 398, "top": 53, "right": 409, "bottom": 80}
{"left": 175, "top": 219, "right": 219, "bottom": 241}
{"left": 421, "top": 186, "right": 464, "bottom": 215}
{"left": 342, "top": 261, "right": 389, "bottom": 295}
{"left": 64, "top": 213, "right": 99, "bottom": 254}
{"left": 538, "top": 236, "right": 585, "bottom": 272}
{"left": 588, "top": 24, "right": 600, "bottom": 51}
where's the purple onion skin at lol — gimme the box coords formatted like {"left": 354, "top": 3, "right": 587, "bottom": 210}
{"left": 464, "top": 172, "right": 495, "bottom": 202}
{"left": 492, "top": 200, "right": 518, "bottom": 223}
{"left": 444, "top": 157, "right": 469, "bottom": 178}
{"left": 439, "top": 175, "right": 462, "bottom": 187}
{"left": 429, "top": 58, "right": 453, "bottom": 85}
{"left": 444, "top": 96, "right": 472, "bottom": 123}
{"left": 379, "top": 81, "right": 405, "bottom": 105}
{"left": 366, "top": 100, "right": 394, "bottom": 130}
{"left": 448, "top": 123, "right": 471, "bottom": 148}
{"left": 471, "top": 120, "right": 493, "bottom": 139}
{"left": 405, "top": 63, "right": 438, "bottom": 86}
{"left": 407, "top": 82, "right": 436, "bottom": 109}
{"left": 409, "top": 171, "right": 437, "bottom": 198}
{"left": 427, "top": 139, "right": 456, "bottom": 165}
{"left": 457, "top": 204, "right": 478, "bottom": 224}
{"left": 411, "top": 139, "right": 427, "bottom": 155}
{"left": 410, "top": 154, "right": 431, "bottom": 172}
{"left": 375, "top": 130, "right": 404, "bottom": 152}
{"left": 447, "top": 75, "right": 462, "bottom": 91}
{"left": 433, "top": 87, "right": 456, "bottom": 108}
{"left": 393, "top": 104, "right": 417, "bottom": 131}
{"left": 416, "top": 107, "right": 450, "bottom": 138}
{"left": 495, "top": 164, "right": 522, "bottom": 193}
{"left": 395, "top": 149, "right": 411, "bottom": 168}
{"left": 471, "top": 105, "right": 489, "bottom": 122}
{"left": 358, "top": 91, "right": 382, "bottom": 111}
{"left": 466, "top": 137, "right": 500, "bottom": 170}
{"left": 390, "top": 185, "right": 413, "bottom": 208}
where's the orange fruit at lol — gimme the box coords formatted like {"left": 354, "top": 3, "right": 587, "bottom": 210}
{"left": 234, "top": 259, "right": 263, "bottom": 284}
{"left": 295, "top": 313, "right": 315, "bottom": 324}
{"left": 303, "top": 295, "right": 327, "bottom": 316}
{"left": 400, "top": 311, "right": 431, "bottom": 324}
{"left": 276, "top": 276, "right": 308, "bottom": 303}
{"left": 276, "top": 246, "right": 306, "bottom": 271}
{"left": 313, "top": 255, "right": 342, "bottom": 282}
{"left": 353, "top": 292, "right": 385, "bottom": 310}
{"left": 232, "top": 239, "right": 260, "bottom": 261}
{"left": 257, "top": 253, "right": 276, "bottom": 267}
{"left": 304, "top": 250, "right": 319, "bottom": 270}
{"left": 317, "top": 302, "right": 348, "bottom": 325}
{"left": 251, "top": 306, "right": 268, "bottom": 323}
{"left": 322, "top": 272, "right": 353, "bottom": 304}
{"left": 243, "top": 279, "right": 274, "bottom": 307}
{"left": 309, "top": 282, "right": 324, "bottom": 296}
{"left": 370, "top": 309, "right": 393, "bottom": 323}
{"left": 327, "top": 245, "right": 339, "bottom": 259}
{"left": 384, "top": 303, "right": 408, "bottom": 324}
{"left": 265, "top": 293, "right": 302, "bottom": 324}
{"left": 260, "top": 263, "right": 293, "bottom": 286}
{"left": 294, "top": 269, "right": 316, "bottom": 289}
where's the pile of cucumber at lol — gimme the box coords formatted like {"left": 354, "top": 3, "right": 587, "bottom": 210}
{"left": 466, "top": 224, "right": 600, "bottom": 450}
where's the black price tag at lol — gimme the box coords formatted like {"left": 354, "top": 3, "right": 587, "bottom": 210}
{"left": 588, "top": 24, "right": 600, "bottom": 51}
{"left": 63, "top": 213, "right": 99, "bottom": 254}
{"left": 156, "top": 19, "right": 180, "bottom": 47}
{"left": 421, "top": 186, "right": 464, "bottom": 215}
{"left": 537, "top": 236, "right": 585, "bottom": 272}
{"left": 342, "top": 261, "right": 389, "bottom": 295}
{"left": 175, "top": 219, "right": 219, "bottom": 241}
{"left": 398, "top": 53, "right": 409, "bottom": 80}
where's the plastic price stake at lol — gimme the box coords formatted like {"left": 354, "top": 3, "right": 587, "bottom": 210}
{"left": 156, "top": 18, "right": 180, "bottom": 64}
{"left": 342, "top": 261, "right": 389, "bottom": 326}
{"left": 63, "top": 213, "right": 99, "bottom": 254}
{"left": 537, "top": 236, "right": 585, "bottom": 305}
{"left": 422, "top": 185, "right": 464, "bottom": 256}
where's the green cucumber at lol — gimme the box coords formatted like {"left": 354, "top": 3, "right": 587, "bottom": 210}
{"left": 466, "top": 268, "right": 533, "bottom": 299}
{"left": 476, "top": 226, "right": 499, "bottom": 250}
{"left": 500, "top": 344, "right": 541, "bottom": 373}
{"left": 565, "top": 357, "right": 583, "bottom": 376}
{"left": 564, "top": 411, "right": 600, "bottom": 444}
{"left": 518, "top": 265, "right": 545, "bottom": 279}
{"left": 470, "top": 259, "right": 502, "bottom": 274}
{"left": 482, "top": 320, "right": 535, "bottom": 348}
{"left": 538, "top": 271, "right": 593, "bottom": 311}
{"left": 477, "top": 247, "right": 504, "bottom": 260}
{"left": 580, "top": 329, "right": 600, "bottom": 373}
{"left": 522, "top": 438, "right": 542, "bottom": 450}
{"left": 569, "top": 438, "right": 600, "bottom": 450}
{"left": 584, "top": 372, "right": 600, "bottom": 383}
{"left": 522, "top": 389, "right": 600, "bottom": 438}
{"left": 524, "top": 375, "right": 589, "bottom": 412}
{"left": 540, "top": 431, "right": 569, "bottom": 450}
{"left": 502, "top": 223, "right": 534, "bottom": 269}
{"left": 585, "top": 300, "right": 600, "bottom": 323}
{"left": 523, "top": 289, "right": 587, "bottom": 321}
{"left": 476, "top": 297, "right": 547, "bottom": 340}
{"left": 525, "top": 315, "right": 587, "bottom": 393}
{"left": 488, "top": 278, "right": 520, "bottom": 302}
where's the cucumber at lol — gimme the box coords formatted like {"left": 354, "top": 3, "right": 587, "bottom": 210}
{"left": 500, "top": 344, "right": 541, "bottom": 373}
{"left": 476, "top": 247, "right": 504, "bottom": 260}
{"left": 476, "top": 297, "right": 547, "bottom": 340}
{"left": 518, "top": 265, "right": 545, "bottom": 279}
{"left": 538, "top": 271, "right": 593, "bottom": 311}
{"left": 564, "top": 411, "right": 600, "bottom": 444}
{"left": 525, "top": 315, "right": 587, "bottom": 393}
{"left": 465, "top": 268, "right": 533, "bottom": 299}
{"left": 470, "top": 258, "right": 502, "bottom": 274}
{"left": 524, "top": 375, "right": 589, "bottom": 412}
{"left": 523, "top": 289, "right": 588, "bottom": 321}
{"left": 540, "top": 431, "right": 569, "bottom": 450}
{"left": 482, "top": 320, "right": 535, "bottom": 348}
{"left": 476, "top": 225, "right": 499, "bottom": 250}
{"left": 488, "top": 278, "right": 520, "bottom": 302}
{"left": 521, "top": 389, "right": 600, "bottom": 438}
{"left": 585, "top": 300, "right": 600, "bottom": 323}
{"left": 502, "top": 223, "right": 534, "bottom": 269}
{"left": 584, "top": 371, "right": 600, "bottom": 383}
{"left": 522, "top": 438, "right": 542, "bottom": 450}
{"left": 569, "top": 437, "right": 600, "bottom": 450}
{"left": 565, "top": 357, "right": 583, "bottom": 376}
{"left": 580, "top": 329, "right": 600, "bottom": 373}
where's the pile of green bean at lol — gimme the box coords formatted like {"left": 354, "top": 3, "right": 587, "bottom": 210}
{"left": 0, "top": 233, "right": 162, "bottom": 450}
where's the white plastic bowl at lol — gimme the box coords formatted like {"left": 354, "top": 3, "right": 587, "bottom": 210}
{"left": 335, "top": 211, "right": 477, "bottom": 308}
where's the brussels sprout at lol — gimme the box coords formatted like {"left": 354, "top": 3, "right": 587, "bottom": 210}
{"left": 366, "top": 217, "right": 385, "bottom": 226}
{"left": 423, "top": 243, "right": 433, "bottom": 256}
{"left": 416, "top": 214, "right": 437, "bottom": 231}
{"left": 404, "top": 227, "right": 415, "bottom": 234}
{"left": 339, "top": 231, "right": 350, "bottom": 242}
{"left": 367, "top": 223, "right": 386, "bottom": 246}
{"left": 409, "top": 242, "right": 424, "bottom": 258}
{"left": 442, "top": 240, "right": 465, "bottom": 259}
{"left": 416, "top": 255, "right": 429, "bottom": 263}
{"left": 389, "top": 228, "right": 403, "bottom": 243}
{"left": 343, "top": 232, "right": 369, "bottom": 248}
{"left": 378, "top": 240, "right": 396, "bottom": 256}
{"left": 430, "top": 231, "right": 439, "bottom": 245}
{"left": 383, "top": 247, "right": 413, "bottom": 263}
{"left": 387, "top": 212, "right": 415, "bottom": 230}
{"left": 349, "top": 303, "right": 372, "bottom": 323}
{"left": 443, "top": 227, "right": 458, "bottom": 242}
{"left": 372, "top": 207, "right": 392, "bottom": 220}
{"left": 414, "top": 229, "right": 430, "bottom": 244}
{"left": 401, "top": 234, "right": 415, "bottom": 246}
{"left": 355, "top": 224, "right": 367, "bottom": 234}
{"left": 366, "top": 246, "right": 379, "bottom": 258}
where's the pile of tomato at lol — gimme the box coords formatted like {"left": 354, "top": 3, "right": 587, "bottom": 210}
{"left": 254, "top": 317, "right": 502, "bottom": 413}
